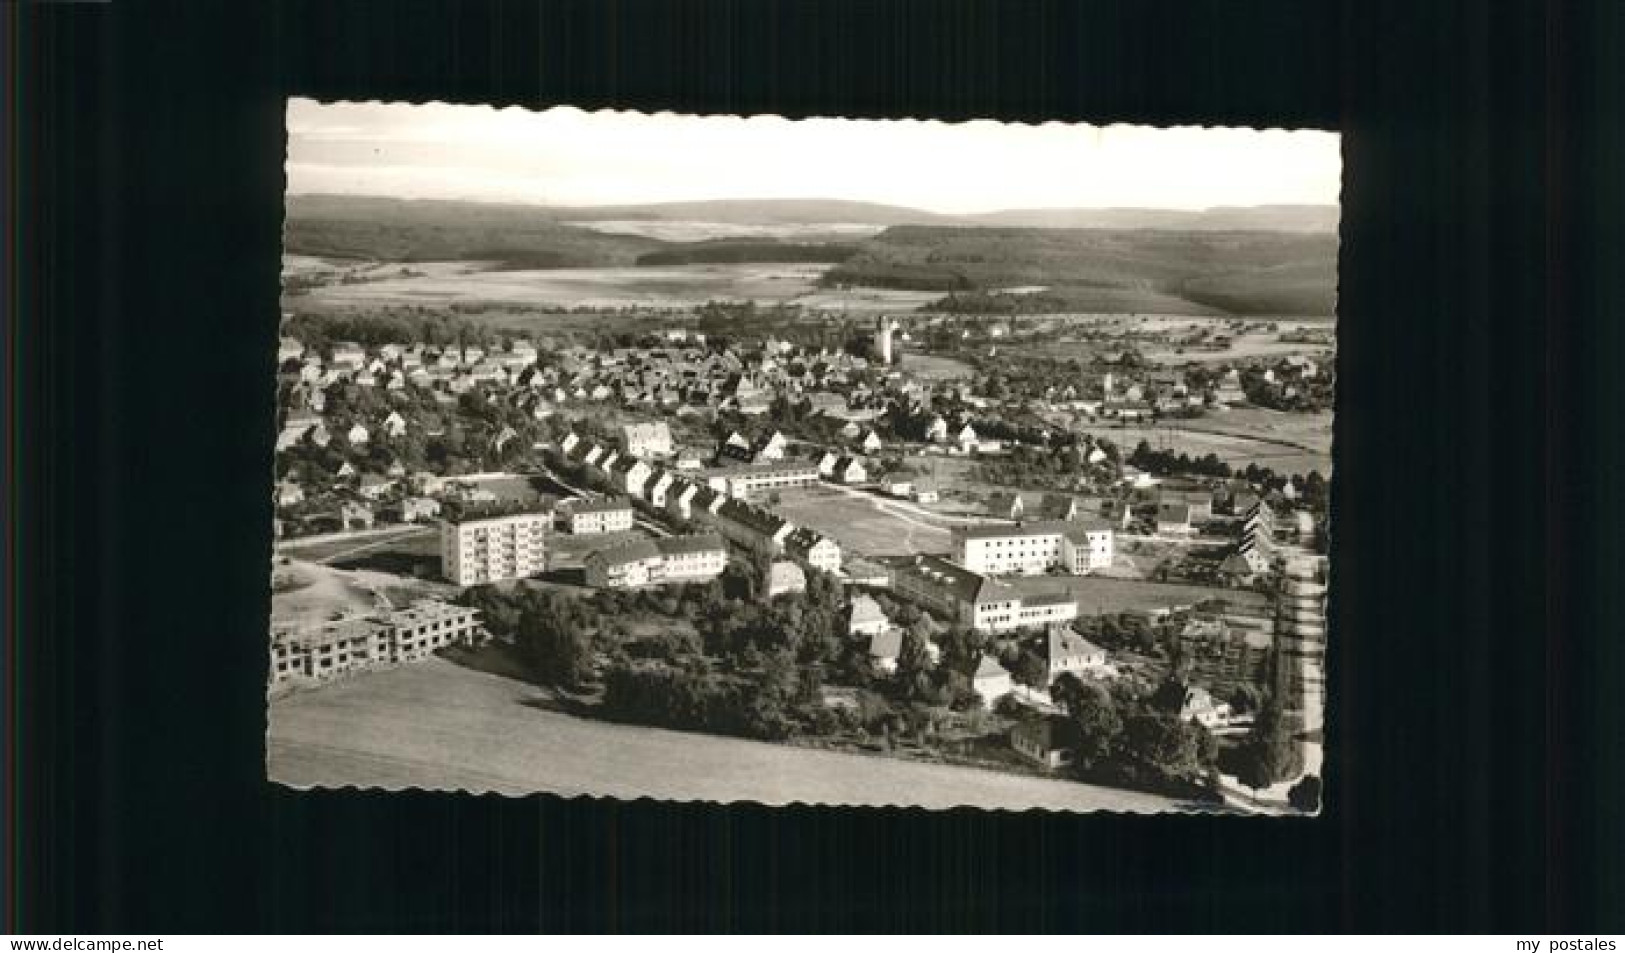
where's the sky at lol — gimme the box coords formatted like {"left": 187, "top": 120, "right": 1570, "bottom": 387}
{"left": 286, "top": 98, "right": 1341, "bottom": 214}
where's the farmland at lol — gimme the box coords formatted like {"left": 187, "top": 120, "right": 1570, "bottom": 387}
{"left": 268, "top": 659, "right": 1188, "bottom": 812}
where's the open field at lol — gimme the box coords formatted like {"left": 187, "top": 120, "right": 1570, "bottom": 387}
{"left": 268, "top": 659, "right": 1189, "bottom": 812}
{"left": 298, "top": 260, "right": 941, "bottom": 315}
{"left": 302, "top": 262, "right": 826, "bottom": 309}
{"left": 276, "top": 524, "right": 437, "bottom": 564}
{"left": 1009, "top": 575, "right": 1270, "bottom": 617}
{"left": 773, "top": 486, "right": 957, "bottom": 558}
{"left": 898, "top": 352, "right": 976, "bottom": 380}
{"left": 1050, "top": 410, "right": 1333, "bottom": 477}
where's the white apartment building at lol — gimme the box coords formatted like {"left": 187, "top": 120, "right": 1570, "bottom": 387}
{"left": 951, "top": 520, "right": 1114, "bottom": 576}
{"left": 441, "top": 511, "right": 551, "bottom": 585}
{"left": 583, "top": 535, "right": 728, "bottom": 588}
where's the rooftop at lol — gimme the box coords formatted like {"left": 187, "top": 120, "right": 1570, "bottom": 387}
{"left": 655, "top": 534, "right": 727, "bottom": 557}
{"left": 573, "top": 497, "right": 633, "bottom": 515}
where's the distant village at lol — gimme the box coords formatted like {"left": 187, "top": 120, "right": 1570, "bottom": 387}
{"left": 270, "top": 309, "right": 1330, "bottom": 811}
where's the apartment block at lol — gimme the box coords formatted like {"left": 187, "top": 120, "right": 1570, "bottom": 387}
{"left": 441, "top": 510, "right": 551, "bottom": 585}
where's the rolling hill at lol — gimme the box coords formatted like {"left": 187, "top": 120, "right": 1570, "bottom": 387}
{"left": 823, "top": 225, "right": 1338, "bottom": 315}
{"left": 283, "top": 195, "right": 663, "bottom": 266}
{"left": 284, "top": 195, "right": 1338, "bottom": 315}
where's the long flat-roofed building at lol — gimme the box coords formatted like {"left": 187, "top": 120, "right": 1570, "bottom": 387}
{"left": 951, "top": 519, "right": 1114, "bottom": 576}
{"left": 269, "top": 600, "right": 482, "bottom": 688}
{"left": 654, "top": 533, "right": 729, "bottom": 582}
{"left": 585, "top": 534, "right": 729, "bottom": 588}
{"left": 889, "top": 555, "right": 1081, "bottom": 633}
{"left": 441, "top": 510, "right": 551, "bottom": 585}
{"left": 699, "top": 463, "right": 821, "bottom": 500}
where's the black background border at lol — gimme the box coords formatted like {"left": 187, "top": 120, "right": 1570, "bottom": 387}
{"left": 13, "top": 0, "right": 1624, "bottom": 933}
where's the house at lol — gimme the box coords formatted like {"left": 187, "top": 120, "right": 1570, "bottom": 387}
{"left": 1219, "top": 536, "right": 1274, "bottom": 584}
{"left": 833, "top": 456, "right": 868, "bottom": 484}
{"left": 620, "top": 420, "right": 674, "bottom": 459}
{"left": 399, "top": 497, "right": 441, "bottom": 522}
{"left": 882, "top": 477, "right": 913, "bottom": 498}
{"left": 912, "top": 477, "right": 940, "bottom": 504}
{"left": 644, "top": 469, "right": 676, "bottom": 508}
{"left": 1011, "top": 715, "right": 1078, "bottom": 769}
{"left": 816, "top": 450, "right": 839, "bottom": 478}
{"left": 277, "top": 336, "right": 305, "bottom": 365}
{"left": 273, "top": 481, "right": 305, "bottom": 507}
{"left": 1156, "top": 502, "right": 1194, "bottom": 534}
{"left": 1158, "top": 485, "right": 1214, "bottom": 521}
{"left": 860, "top": 430, "right": 884, "bottom": 453}
{"left": 560, "top": 432, "right": 582, "bottom": 455}
{"left": 1154, "top": 680, "right": 1233, "bottom": 729}
{"left": 971, "top": 655, "right": 1013, "bottom": 706}
{"left": 867, "top": 628, "right": 903, "bottom": 674}
{"left": 568, "top": 498, "right": 635, "bottom": 535}
{"left": 766, "top": 561, "right": 807, "bottom": 597}
{"left": 674, "top": 450, "right": 706, "bottom": 471}
{"left": 614, "top": 457, "right": 653, "bottom": 497}
{"left": 752, "top": 430, "right": 789, "bottom": 462}
{"left": 786, "top": 528, "right": 842, "bottom": 574}
{"left": 329, "top": 341, "right": 366, "bottom": 368}
{"left": 345, "top": 423, "right": 370, "bottom": 446}
{"left": 1042, "top": 625, "right": 1108, "bottom": 684}
{"left": 358, "top": 474, "right": 394, "bottom": 500}
{"left": 665, "top": 480, "right": 700, "bottom": 521}
{"left": 847, "top": 594, "right": 889, "bottom": 637}
{"left": 925, "top": 416, "right": 949, "bottom": 443}
{"left": 339, "top": 501, "right": 374, "bottom": 531}
{"left": 955, "top": 423, "right": 980, "bottom": 451}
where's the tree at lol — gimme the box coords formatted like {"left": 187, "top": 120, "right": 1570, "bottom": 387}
{"left": 1123, "top": 711, "right": 1205, "bottom": 780}
{"left": 1287, "top": 774, "right": 1323, "bottom": 813}
{"left": 1234, "top": 699, "right": 1304, "bottom": 792}
{"left": 1064, "top": 678, "right": 1123, "bottom": 768}
{"left": 896, "top": 624, "right": 934, "bottom": 684}
{"left": 1011, "top": 652, "right": 1048, "bottom": 690}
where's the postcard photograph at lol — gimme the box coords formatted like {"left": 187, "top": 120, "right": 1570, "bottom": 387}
{"left": 267, "top": 100, "right": 1336, "bottom": 814}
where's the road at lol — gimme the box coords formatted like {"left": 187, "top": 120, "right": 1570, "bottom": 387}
{"left": 269, "top": 659, "right": 1196, "bottom": 813}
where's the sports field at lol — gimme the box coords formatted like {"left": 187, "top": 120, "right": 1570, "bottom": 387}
{"left": 268, "top": 659, "right": 1189, "bottom": 812}
{"left": 771, "top": 486, "right": 962, "bottom": 558}
{"left": 1009, "top": 575, "right": 1270, "bottom": 617}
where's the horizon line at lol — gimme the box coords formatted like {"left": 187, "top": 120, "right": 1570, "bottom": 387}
{"left": 284, "top": 191, "right": 1340, "bottom": 216}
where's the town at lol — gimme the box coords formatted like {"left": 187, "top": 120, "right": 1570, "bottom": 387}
{"left": 268, "top": 302, "right": 1330, "bottom": 813}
